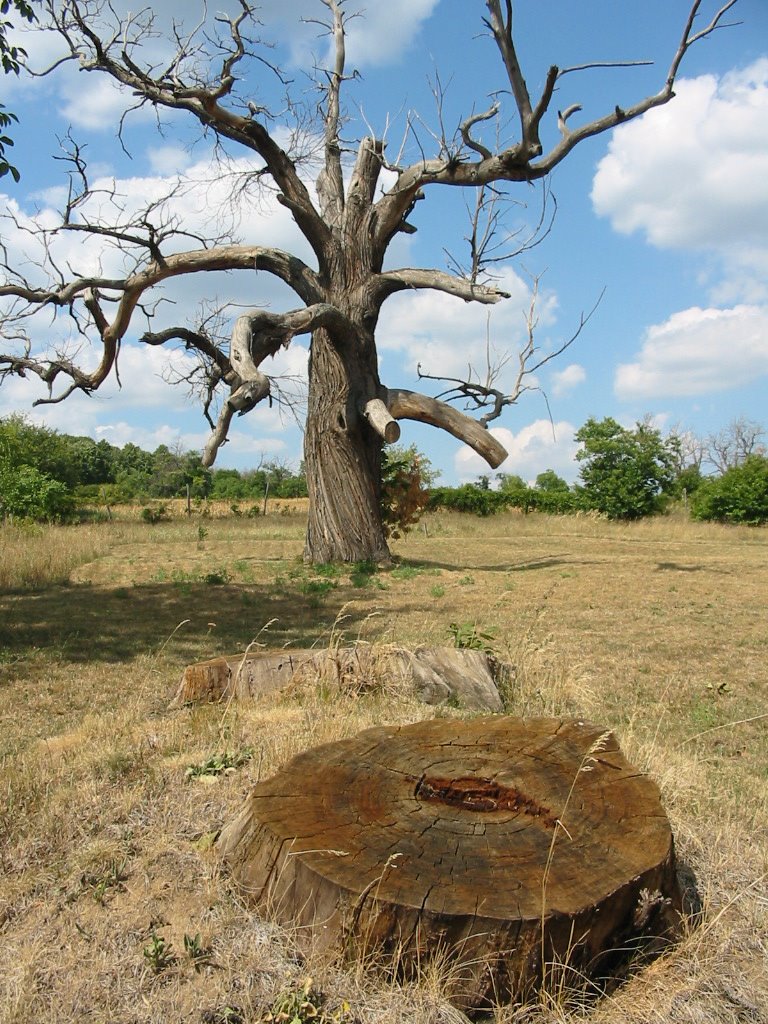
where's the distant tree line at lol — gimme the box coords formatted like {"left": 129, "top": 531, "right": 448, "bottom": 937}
{"left": 429, "top": 416, "right": 768, "bottom": 526}
{"left": 0, "top": 414, "right": 307, "bottom": 521}
{"left": 1, "top": 413, "right": 766, "bottom": 527}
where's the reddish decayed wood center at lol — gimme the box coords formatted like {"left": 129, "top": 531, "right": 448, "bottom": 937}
{"left": 414, "top": 774, "right": 556, "bottom": 825}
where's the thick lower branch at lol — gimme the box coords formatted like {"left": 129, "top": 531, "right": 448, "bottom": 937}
{"left": 375, "top": 268, "right": 511, "bottom": 305}
{"left": 361, "top": 398, "right": 401, "bottom": 444}
{"left": 202, "top": 302, "right": 353, "bottom": 466}
{"left": 203, "top": 404, "right": 235, "bottom": 467}
{"left": 386, "top": 388, "right": 508, "bottom": 469}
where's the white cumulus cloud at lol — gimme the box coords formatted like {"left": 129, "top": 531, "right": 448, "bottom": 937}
{"left": 615, "top": 304, "right": 768, "bottom": 400}
{"left": 550, "top": 363, "right": 586, "bottom": 397}
{"left": 455, "top": 419, "right": 579, "bottom": 485}
{"left": 592, "top": 60, "right": 768, "bottom": 301}
{"left": 377, "top": 268, "right": 557, "bottom": 387}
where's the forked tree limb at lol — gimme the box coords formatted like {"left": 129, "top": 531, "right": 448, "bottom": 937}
{"left": 373, "top": 0, "right": 740, "bottom": 246}
{"left": 201, "top": 302, "right": 353, "bottom": 465}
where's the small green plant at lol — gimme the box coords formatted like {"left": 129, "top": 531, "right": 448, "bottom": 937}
{"left": 299, "top": 578, "right": 336, "bottom": 600}
{"left": 430, "top": 584, "right": 445, "bottom": 598}
{"left": 350, "top": 558, "right": 379, "bottom": 588}
{"left": 141, "top": 503, "right": 170, "bottom": 524}
{"left": 264, "top": 977, "right": 323, "bottom": 1023}
{"left": 313, "top": 562, "right": 343, "bottom": 579}
{"left": 143, "top": 930, "right": 175, "bottom": 974}
{"left": 390, "top": 563, "right": 423, "bottom": 581}
{"left": 448, "top": 621, "right": 497, "bottom": 654}
{"left": 89, "top": 858, "right": 128, "bottom": 905}
{"left": 185, "top": 748, "right": 253, "bottom": 780}
{"left": 201, "top": 1007, "right": 243, "bottom": 1024}
{"left": 184, "top": 932, "right": 211, "bottom": 972}
{"left": 201, "top": 569, "right": 230, "bottom": 585}
{"left": 198, "top": 524, "right": 209, "bottom": 542}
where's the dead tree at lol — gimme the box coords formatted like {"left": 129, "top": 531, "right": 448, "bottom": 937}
{"left": 0, "top": 1, "right": 740, "bottom": 562}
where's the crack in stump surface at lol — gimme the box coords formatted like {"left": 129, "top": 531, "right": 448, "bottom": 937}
{"left": 414, "top": 774, "right": 556, "bottom": 826}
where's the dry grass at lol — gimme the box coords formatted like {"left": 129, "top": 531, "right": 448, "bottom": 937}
{"left": 0, "top": 508, "right": 766, "bottom": 1023}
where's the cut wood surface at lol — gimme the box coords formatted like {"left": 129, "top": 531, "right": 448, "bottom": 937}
{"left": 217, "top": 716, "right": 681, "bottom": 1011}
{"left": 170, "top": 646, "right": 506, "bottom": 712}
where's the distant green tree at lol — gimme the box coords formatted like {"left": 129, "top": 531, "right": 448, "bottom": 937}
{"left": 575, "top": 417, "right": 677, "bottom": 520}
{"left": 0, "top": 414, "right": 77, "bottom": 484}
{"left": 63, "top": 435, "right": 118, "bottom": 486}
{"left": 146, "top": 445, "right": 211, "bottom": 498}
{"left": 113, "top": 442, "right": 155, "bottom": 477}
{"left": 690, "top": 456, "right": 768, "bottom": 526}
{"left": 530, "top": 469, "right": 577, "bottom": 513}
{"left": 535, "top": 469, "right": 569, "bottom": 492}
{"left": 210, "top": 468, "right": 252, "bottom": 500}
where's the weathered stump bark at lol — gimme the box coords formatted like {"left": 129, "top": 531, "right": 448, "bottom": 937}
{"left": 170, "top": 646, "right": 506, "bottom": 712}
{"left": 217, "top": 717, "right": 681, "bottom": 1012}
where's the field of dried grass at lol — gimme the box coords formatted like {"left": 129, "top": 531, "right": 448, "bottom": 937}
{"left": 0, "top": 508, "right": 766, "bottom": 1023}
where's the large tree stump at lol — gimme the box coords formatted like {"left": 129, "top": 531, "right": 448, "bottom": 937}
{"left": 217, "top": 717, "right": 681, "bottom": 1011}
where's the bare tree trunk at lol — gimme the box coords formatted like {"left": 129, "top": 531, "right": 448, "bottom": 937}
{"left": 303, "top": 327, "right": 391, "bottom": 564}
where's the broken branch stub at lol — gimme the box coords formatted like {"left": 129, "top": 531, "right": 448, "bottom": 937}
{"left": 217, "top": 716, "right": 682, "bottom": 1013}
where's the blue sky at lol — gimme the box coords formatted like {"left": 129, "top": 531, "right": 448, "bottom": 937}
{"left": 1, "top": 1, "right": 767, "bottom": 484}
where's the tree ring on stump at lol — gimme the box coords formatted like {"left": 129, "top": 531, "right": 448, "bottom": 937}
{"left": 217, "top": 716, "right": 681, "bottom": 1012}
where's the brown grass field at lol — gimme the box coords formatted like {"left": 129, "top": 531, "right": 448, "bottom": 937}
{"left": 0, "top": 506, "right": 766, "bottom": 1023}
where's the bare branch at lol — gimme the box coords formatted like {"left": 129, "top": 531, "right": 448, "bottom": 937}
{"left": 374, "top": 1, "right": 742, "bottom": 243}
{"left": 313, "top": 0, "right": 347, "bottom": 226}
{"left": 414, "top": 277, "right": 603, "bottom": 427}
{"left": 374, "top": 268, "right": 511, "bottom": 305}
{"left": 558, "top": 60, "right": 653, "bottom": 78}
{"left": 386, "top": 388, "right": 508, "bottom": 469}
{"left": 460, "top": 103, "right": 501, "bottom": 160}
{"left": 203, "top": 402, "right": 236, "bottom": 467}
{"left": 483, "top": 0, "right": 535, "bottom": 150}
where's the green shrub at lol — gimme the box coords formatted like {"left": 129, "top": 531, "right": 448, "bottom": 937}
{"left": 428, "top": 484, "right": 508, "bottom": 516}
{"left": 690, "top": 456, "right": 768, "bottom": 525}
{"left": 527, "top": 488, "right": 579, "bottom": 515}
{"left": 140, "top": 503, "right": 170, "bottom": 524}
{"left": 575, "top": 417, "right": 677, "bottom": 520}
{"left": 0, "top": 465, "right": 74, "bottom": 522}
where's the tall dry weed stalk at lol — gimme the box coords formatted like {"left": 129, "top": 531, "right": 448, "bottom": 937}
{"left": 539, "top": 731, "right": 613, "bottom": 999}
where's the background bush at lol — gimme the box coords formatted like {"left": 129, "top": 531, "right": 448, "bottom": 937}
{"left": 691, "top": 456, "right": 768, "bottom": 525}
